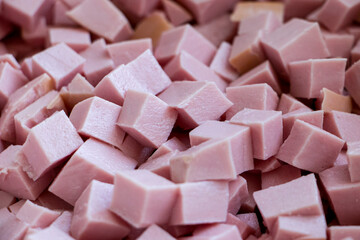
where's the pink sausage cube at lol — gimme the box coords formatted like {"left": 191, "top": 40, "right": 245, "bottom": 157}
{"left": 228, "top": 175, "right": 249, "bottom": 215}
{"left": 261, "top": 19, "right": 329, "bottom": 79}
{"left": 158, "top": 81, "right": 232, "bottom": 129}
{"left": 79, "top": 38, "right": 114, "bottom": 86}
{"left": 164, "top": 51, "right": 228, "bottom": 91}
{"left": 0, "top": 62, "right": 28, "bottom": 110}
{"left": 272, "top": 215, "right": 326, "bottom": 240}
{"left": 162, "top": 0, "right": 192, "bottom": 26}
{"left": 236, "top": 213, "right": 261, "bottom": 237}
{"left": 0, "top": 145, "right": 54, "bottom": 200}
{"left": 67, "top": 0, "right": 133, "bottom": 42}
{"left": 0, "top": 191, "right": 15, "bottom": 209}
{"left": 148, "top": 137, "right": 187, "bottom": 160}
{"left": 282, "top": 109, "right": 324, "bottom": 139}
{"left": 21, "top": 17, "right": 47, "bottom": 47}
{"left": 0, "top": 17, "right": 13, "bottom": 40}
{"left": 52, "top": 0, "right": 77, "bottom": 26}
{"left": 277, "top": 93, "right": 312, "bottom": 114}
{"left": 190, "top": 223, "right": 242, "bottom": 239}
{"left": 110, "top": 170, "right": 178, "bottom": 228}
{"left": 210, "top": 42, "right": 239, "bottom": 82}
{"left": 24, "top": 227, "right": 75, "bottom": 240}
{"left": 177, "top": 0, "right": 237, "bottom": 24}
{"left": 34, "top": 191, "right": 72, "bottom": 211}
{"left": 346, "top": 141, "right": 360, "bottom": 182}
{"left": 49, "top": 211, "right": 72, "bottom": 233}
{"left": 137, "top": 225, "right": 175, "bottom": 240}
{"left": 226, "top": 83, "right": 279, "bottom": 120}
{"left": 2, "top": 0, "right": 51, "bottom": 30}
{"left": 139, "top": 151, "right": 178, "bottom": 180}
{"left": 47, "top": 27, "right": 91, "bottom": 52}
{"left": 155, "top": 24, "right": 216, "bottom": 66}
{"left": 106, "top": 38, "right": 152, "bottom": 67}
{"left": 95, "top": 49, "right": 171, "bottom": 105}
{"left": 324, "top": 110, "right": 360, "bottom": 144}
{"left": 261, "top": 164, "right": 301, "bottom": 189}
{"left": 0, "top": 53, "right": 20, "bottom": 69}
{"left": 0, "top": 74, "right": 54, "bottom": 144}
{"left": 328, "top": 226, "right": 360, "bottom": 240}
{"left": 230, "top": 108, "right": 283, "bottom": 160}
{"left": 117, "top": 90, "right": 177, "bottom": 148}
{"left": 0, "top": 208, "right": 29, "bottom": 240}
{"left": 49, "top": 138, "right": 137, "bottom": 205}
{"left": 317, "top": 0, "right": 360, "bottom": 32}
{"left": 226, "top": 213, "right": 255, "bottom": 239}
{"left": 23, "top": 110, "right": 83, "bottom": 180}
{"left": 238, "top": 12, "right": 281, "bottom": 36}
{"left": 20, "top": 57, "right": 34, "bottom": 80}
{"left": 14, "top": 90, "right": 66, "bottom": 144}
{"left": 283, "top": 0, "right": 324, "bottom": 20}
{"left": 113, "top": 0, "right": 159, "bottom": 18}
{"left": 71, "top": 180, "right": 130, "bottom": 240}
{"left": 241, "top": 171, "right": 261, "bottom": 212}
{"left": 351, "top": 39, "right": 360, "bottom": 64}
{"left": 32, "top": 43, "right": 86, "bottom": 90}
{"left": 289, "top": 58, "right": 346, "bottom": 99}
{"left": 345, "top": 60, "right": 360, "bottom": 107}
{"left": 195, "top": 14, "right": 236, "bottom": 48}
{"left": 319, "top": 165, "right": 360, "bottom": 225}
{"left": 254, "top": 157, "right": 282, "bottom": 173}
{"left": 230, "top": 61, "right": 281, "bottom": 94}
{"left": 69, "top": 96, "right": 125, "bottom": 149}
{"left": 16, "top": 200, "right": 60, "bottom": 228}
{"left": 322, "top": 30, "right": 355, "bottom": 58}
{"left": 254, "top": 174, "right": 323, "bottom": 229}
{"left": 277, "top": 120, "right": 344, "bottom": 173}
{"left": 170, "top": 180, "right": 228, "bottom": 225}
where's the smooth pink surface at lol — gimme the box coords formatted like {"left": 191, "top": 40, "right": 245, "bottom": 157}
{"left": 148, "top": 137, "right": 187, "bottom": 160}
{"left": 67, "top": 0, "right": 133, "bottom": 42}
{"left": 238, "top": 12, "right": 281, "bottom": 36}
{"left": 322, "top": 30, "right": 355, "bottom": 58}
{"left": 0, "top": 145, "right": 54, "bottom": 200}
{"left": 210, "top": 42, "right": 239, "bottom": 82}
{"left": 0, "top": 62, "right": 28, "bottom": 110}
{"left": 277, "top": 93, "right": 312, "bottom": 114}
{"left": 189, "top": 223, "right": 242, "bottom": 240}
{"left": 177, "top": 0, "right": 238, "bottom": 24}
{"left": 49, "top": 138, "right": 137, "bottom": 205}
{"left": 79, "top": 38, "right": 114, "bottom": 86}
{"left": 226, "top": 83, "right": 279, "bottom": 120}
{"left": 254, "top": 157, "right": 282, "bottom": 173}
{"left": 195, "top": 14, "right": 236, "bottom": 47}
{"left": 69, "top": 96, "right": 125, "bottom": 149}
{"left": 226, "top": 213, "right": 255, "bottom": 239}
{"left": 282, "top": 109, "right": 324, "bottom": 139}
{"left": 241, "top": 171, "right": 261, "bottom": 212}
{"left": 14, "top": 90, "right": 66, "bottom": 144}
{"left": 324, "top": 110, "right": 360, "bottom": 144}
{"left": 32, "top": 43, "right": 85, "bottom": 90}
{"left": 230, "top": 61, "right": 281, "bottom": 94}
{"left": 171, "top": 124, "right": 253, "bottom": 182}
{"left": 254, "top": 174, "right": 323, "bottom": 229}
{"left": 71, "top": 180, "right": 130, "bottom": 240}
{"left": 346, "top": 141, "right": 360, "bottom": 182}
{"left": 0, "top": 17, "right": 13, "bottom": 40}
{"left": 0, "top": 190, "right": 15, "bottom": 208}
{"left": 107, "top": 38, "right": 152, "bottom": 67}
{"left": 170, "top": 180, "right": 228, "bottom": 225}
{"left": 21, "top": 17, "right": 47, "bottom": 46}
{"left": 317, "top": 0, "right": 360, "bottom": 32}
{"left": 52, "top": 0, "right": 77, "bottom": 26}
{"left": 237, "top": 213, "right": 261, "bottom": 237}
{"left": 277, "top": 120, "right": 344, "bottom": 173}
{"left": 230, "top": 108, "right": 283, "bottom": 160}
{"left": 159, "top": 81, "right": 232, "bottom": 129}
{"left": 34, "top": 191, "right": 73, "bottom": 211}
{"left": 284, "top": 0, "right": 324, "bottom": 20}
{"left": 155, "top": 24, "right": 216, "bottom": 66}
{"left": 16, "top": 200, "right": 60, "bottom": 228}
{"left": 0, "top": 73, "right": 54, "bottom": 143}
{"left": 24, "top": 227, "right": 75, "bottom": 240}
{"left": 228, "top": 175, "right": 248, "bottom": 215}
{"left": 117, "top": 90, "right": 177, "bottom": 148}
{"left": 0, "top": 53, "right": 20, "bottom": 69}
{"left": 137, "top": 225, "right": 176, "bottom": 240}
{"left": 261, "top": 18, "right": 329, "bottom": 79}
{"left": 319, "top": 165, "right": 360, "bottom": 225}
{"left": 112, "top": 0, "right": 159, "bottom": 18}
{"left": 261, "top": 164, "right": 301, "bottom": 189}
{"left": 139, "top": 151, "right": 177, "bottom": 180}
{"left": 289, "top": 58, "right": 346, "bottom": 99}
{"left": 111, "top": 170, "right": 178, "bottom": 228}
{"left": 49, "top": 211, "right": 72, "bottom": 233}
{"left": 95, "top": 49, "right": 171, "bottom": 105}
{"left": 328, "top": 226, "right": 360, "bottom": 240}
{"left": 47, "top": 27, "right": 91, "bottom": 52}
{"left": 23, "top": 110, "right": 83, "bottom": 180}
{"left": 0, "top": 208, "right": 29, "bottom": 240}
{"left": 345, "top": 60, "right": 360, "bottom": 107}
{"left": 162, "top": 0, "right": 192, "bottom": 26}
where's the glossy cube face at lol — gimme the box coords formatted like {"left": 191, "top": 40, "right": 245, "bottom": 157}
{"left": 110, "top": 170, "right": 178, "bottom": 228}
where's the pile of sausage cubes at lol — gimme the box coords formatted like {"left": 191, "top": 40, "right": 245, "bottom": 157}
{"left": 0, "top": 0, "right": 360, "bottom": 239}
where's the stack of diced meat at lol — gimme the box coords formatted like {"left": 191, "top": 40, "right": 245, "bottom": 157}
{"left": 1, "top": 0, "right": 360, "bottom": 239}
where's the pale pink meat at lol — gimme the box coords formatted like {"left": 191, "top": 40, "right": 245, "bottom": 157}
{"left": 162, "top": 0, "right": 192, "bottom": 26}
{"left": 0, "top": 208, "right": 29, "bottom": 240}
{"left": 210, "top": 42, "right": 239, "bottom": 82}
{"left": 47, "top": 27, "right": 91, "bottom": 52}
{"left": 228, "top": 175, "right": 248, "bottom": 215}
{"left": 137, "top": 225, "right": 176, "bottom": 240}
{"left": 261, "top": 164, "right": 301, "bottom": 189}
{"left": 238, "top": 12, "right": 281, "bottom": 36}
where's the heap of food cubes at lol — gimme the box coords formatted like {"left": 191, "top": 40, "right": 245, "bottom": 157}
{"left": 0, "top": 0, "right": 360, "bottom": 239}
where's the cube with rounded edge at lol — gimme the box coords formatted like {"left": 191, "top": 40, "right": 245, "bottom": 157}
{"left": 158, "top": 81, "right": 232, "bottom": 130}
{"left": 110, "top": 170, "right": 178, "bottom": 228}
{"left": 117, "top": 90, "right": 177, "bottom": 148}
{"left": 22, "top": 110, "right": 83, "bottom": 180}
{"left": 71, "top": 180, "right": 130, "bottom": 240}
